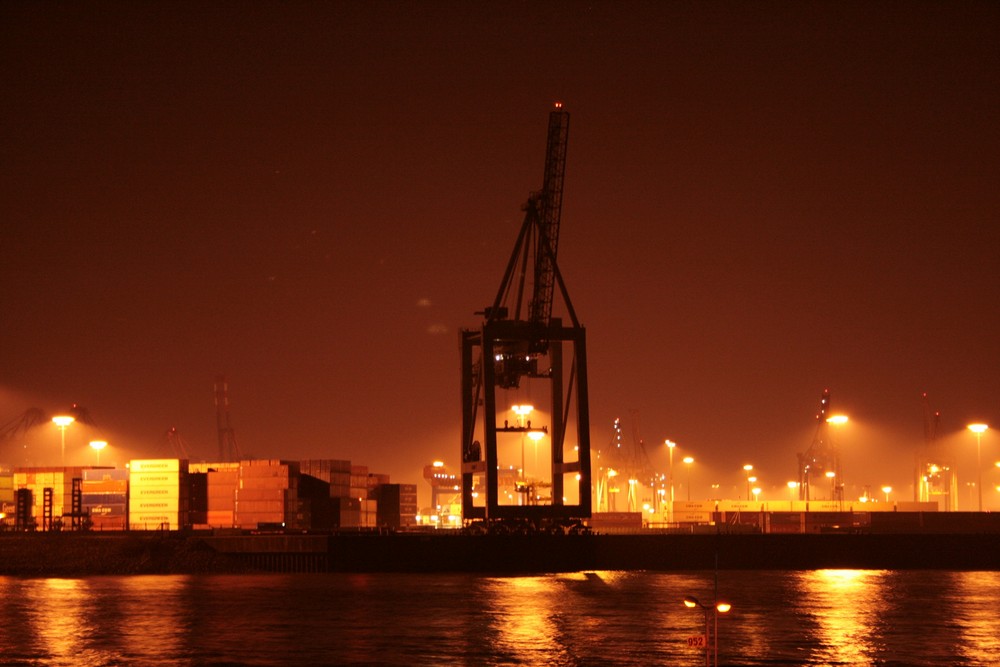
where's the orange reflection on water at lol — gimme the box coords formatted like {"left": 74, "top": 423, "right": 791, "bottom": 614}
{"left": 23, "top": 579, "right": 86, "bottom": 661}
{"left": 481, "top": 575, "right": 569, "bottom": 663}
{"left": 794, "top": 569, "right": 889, "bottom": 664}
{"left": 19, "top": 578, "right": 121, "bottom": 666}
{"left": 116, "top": 575, "right": 189, "bottom": 660}
{"left": 953, "top": 571, "right": 1000, "bottom": 664}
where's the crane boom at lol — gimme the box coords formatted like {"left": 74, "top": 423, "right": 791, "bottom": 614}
{"left": 529, "top": 106, "right": 570, "bottom": 327}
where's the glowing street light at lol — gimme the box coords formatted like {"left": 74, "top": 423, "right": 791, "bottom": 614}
{"left": 684, "top": 595, "right": 731, "bottom": 667}
{"left": 52, "top": 415, "right": 75, "bottom": 465}
{"left": 89, "top": 440, "right": 108, "bottom": 465}
{"left": 743, "top": 464, "right": 753, "bottom": 500}
{"left": 968, "top": 424, "right": 988, "bottom": 512}
{"left": 881, "top": 485, "right": 892, "bottom": 503}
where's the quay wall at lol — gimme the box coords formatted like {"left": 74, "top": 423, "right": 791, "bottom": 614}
{"left": 3, "top": 527, "right": 1000, "bottom": 576}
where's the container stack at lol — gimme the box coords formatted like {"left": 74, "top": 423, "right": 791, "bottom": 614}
{"left": 348, "top": 465, "right": 378, "bottom": 528}
{"left": 0, "top": 468, "right": 13, "bottom": 525}
{"left": 206, "top": 462, "right": 239, "bottom": 528}
{"left": 128, "top": 459, "right": 189, "bottom": 530}
{"left": 373, "top": 483, "right": 419, "bottom": 529}
{"left": 300, "top": 459, "right": 352, "bottom": 498}
{"left": 81, "top": 468, "right": 128, "bottom": 530}
{"left": 11, "top": 467, "right": 83, "bottom": 528}
{"left": 235, "top": 459, "right": 303, "bottom": 530}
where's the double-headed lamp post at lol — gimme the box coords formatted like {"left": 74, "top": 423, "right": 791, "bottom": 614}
{"left": 666, "top": 440, "right": 677, "bottom": 512}
{"left": 51, "top": 415, "right": 75, "bottom": 465}
{"left": 512, "top": 404, "right": 534, "bottom": 483}
{"left": 968, "top": 424, "right": 988, "bottom": 512}
{"left": 684, "top": 595, "right": 731, "bottom": 667}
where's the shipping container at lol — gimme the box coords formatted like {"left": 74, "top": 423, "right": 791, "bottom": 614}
{"left": 130, "top": 486, "right": 183, "bottom": 498}
{"left": 132, "top": 499, "right": 184, "bottom": 513}
{"left": 236, "top": 488, "right": 288, "bottom": 502}
{"left": 130, "top": 459, "right": 188, "bottom": 473}
{"left": 131, "top": 472, "right": 183, "bottom": 486}
{"left": 81, "top": 492, "right": 128, "bottom": 506}
{"left": 85, "top": 503, "right": 128, "bottom": 517}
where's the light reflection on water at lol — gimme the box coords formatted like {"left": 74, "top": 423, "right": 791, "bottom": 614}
{"left": 1, "top": 570, "right": 999, "bottom": 665}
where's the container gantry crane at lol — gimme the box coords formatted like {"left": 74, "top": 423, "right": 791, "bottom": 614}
{"left": 796, "top": 389, "right": 842, "bottom": 502}
{"left": 460, "top": 104, "right": 592, "bottom": 533}
{"left": 916, "top": 392, "right": 956, "bottom": 509}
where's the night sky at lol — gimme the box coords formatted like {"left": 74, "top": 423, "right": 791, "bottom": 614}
{"left": 3, "top": 2, "right": 998, "bottom": 509}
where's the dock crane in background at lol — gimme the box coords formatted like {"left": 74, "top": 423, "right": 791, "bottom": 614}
{"left": 1, "top": 404, "right": 98, "bottom": 464}
{"left": 460, "top": 104, "right": 592, "bottom": 533}
{"left": 595, "top": 416, "right": 656, "bottom": 513}
{"left": 916, "top": 392, "right": 957, "bottom": 509}
{"left": 796, "top": 389, "right": 842, "bottom": 502}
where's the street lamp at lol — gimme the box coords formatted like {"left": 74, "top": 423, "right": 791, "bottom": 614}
{"left": 826, "top": 415, "right": 848, "bottom": 503}
{"left": 787, "top": 481, "right": 799, "bottom": 510}
{"left": 743, "top": 464, "right": 753, "bottom": 500}
{"left": 527, "top": 428, "right": 545, "bottom": 488}
{"left": 881, "top": 485, "right": 892, "bottom": 504}
{"left": 52, "top": 415, "right": 75, "bottom": 465}
{"left": 968, "top": 424, "right": 988, "bottom": 512}
{"left": 683, "top": 595, "right": 731, "bottom": 667}
{"left": 683, "top": 456, "right": 694, "bottom": 501}
{"left": 89, "top": 440, "right": 108, "bottom": 465}
{"left": 666, "top": 440, "right": 677, "bottom": 519}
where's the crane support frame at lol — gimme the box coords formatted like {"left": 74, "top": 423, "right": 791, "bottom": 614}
{"left": 460, "top": 318, "right": 592, "bottom": 525}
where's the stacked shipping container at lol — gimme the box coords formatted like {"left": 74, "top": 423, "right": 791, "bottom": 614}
{"left": 81, "top": 468, "right": 128, "bottom": 530}
{"left": 235, "top": 459, "right": 303, "bottom": 530}
{"left": 0, "top": 468, "right": 12, "bottom": 523}
{"left": 10, "top": 467, "right": 84, "bottom": 528}
{"left": 3, "top": 459, "right": 412, "bottom": 532}
{"left": 129, "top": 459, "right": 189, "bottom": 530}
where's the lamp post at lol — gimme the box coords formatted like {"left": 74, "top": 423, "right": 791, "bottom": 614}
{"left": 826, "top": 414, "right": 848, "bottom": 502}
{"left": 89, "top": 440, "right": 108, "bottom": 465}
{"left": 683, "top": 456, "right": 694, "bottom": 501}
{"left": 666, "top": 440, "right": 676, "bottom": 521}
{"left": 881, "top": 485, "right": 892, "bottom": 504}
{"left": 512, "top": 404, "right": 533, "bottom": 484}
{"left": 51, "top": 415, "right": 75, "bottom": 465}
{"left": 683, "top": 595, "right": 731, "bottom": 667}
{"left": 968, "top": 424, "right": 988, "bottom": 512}
{"left": 787, "top": 481, "right": 799, "bottom": 510}
{"left": 743, "top": 464, "right": 753, "bottom": 500}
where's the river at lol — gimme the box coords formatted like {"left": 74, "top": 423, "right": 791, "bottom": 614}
{"left": 1, "top": 569, "right": 998, "bottom": 665}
